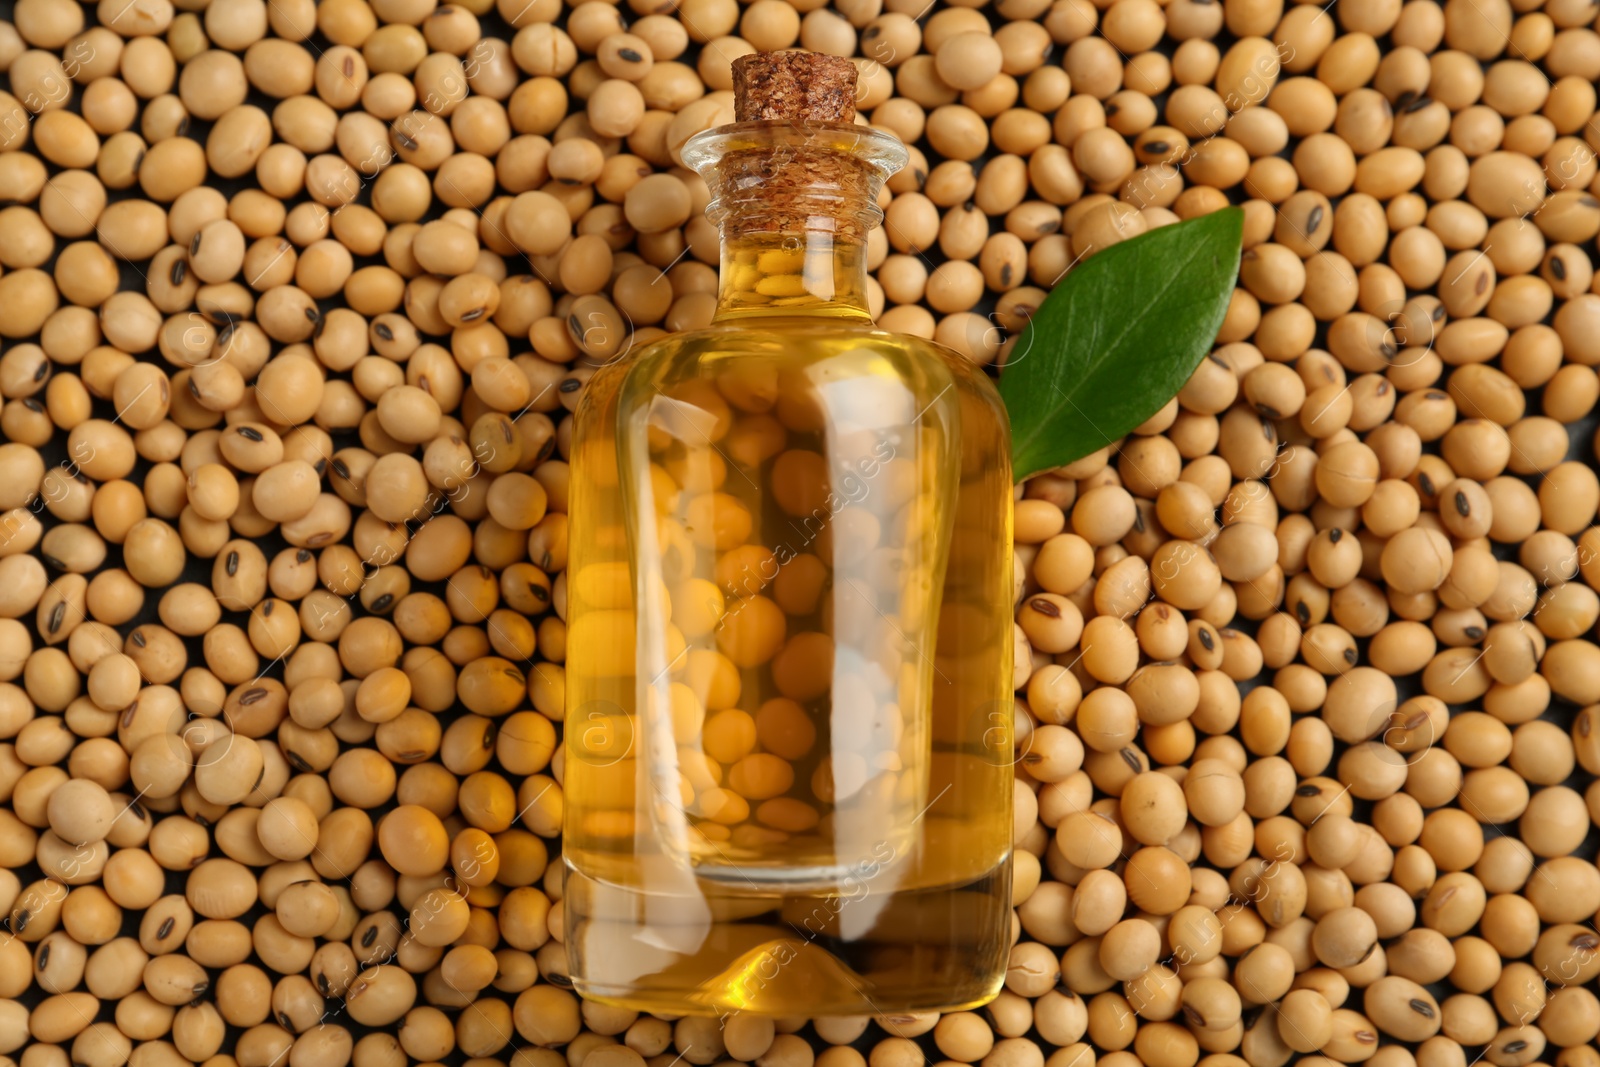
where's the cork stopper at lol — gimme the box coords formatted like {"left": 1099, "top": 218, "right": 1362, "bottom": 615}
{"left": 732, "top": 51, "right": 857, "bottom": 124}
{"left": 682, "top": 51, "right": 903, "bottom": 248}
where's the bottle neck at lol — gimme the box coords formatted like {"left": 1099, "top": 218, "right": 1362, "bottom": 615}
{"left": 714, "top": 224, "right": 873, "bottom": 323}
{"left": 681, "top": 122, "right": 906, "bottom": 326}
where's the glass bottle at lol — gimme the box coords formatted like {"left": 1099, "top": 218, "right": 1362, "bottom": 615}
{"left": 564, "top": 51, "right": 1014, "bottom": 1015}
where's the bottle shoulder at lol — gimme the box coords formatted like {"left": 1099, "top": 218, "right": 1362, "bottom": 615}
{"left": 600, "top": 319, "right": 1007, "bottom": 396}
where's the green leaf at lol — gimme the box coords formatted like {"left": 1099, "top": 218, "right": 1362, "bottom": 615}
{"left": 1000, "top": 207, "right": 1245, "bottom": 483}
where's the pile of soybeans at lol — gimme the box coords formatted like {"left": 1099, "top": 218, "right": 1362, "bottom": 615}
{"left": 0, "top": 1, "right": 1598, "bottom": 1067}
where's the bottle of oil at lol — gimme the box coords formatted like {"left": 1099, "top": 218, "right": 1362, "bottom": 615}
{"left": 564, "top": 50, "right": 1014, "bottom": 1016}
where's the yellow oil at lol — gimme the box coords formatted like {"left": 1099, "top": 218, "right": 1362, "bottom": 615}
{"left": 564, "top": 301, "right": 1016, "bottom": 1015}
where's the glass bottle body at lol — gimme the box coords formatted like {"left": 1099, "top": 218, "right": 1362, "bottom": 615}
{"left": 563, "top": 124, "right": 1014, "bottom": 1015}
